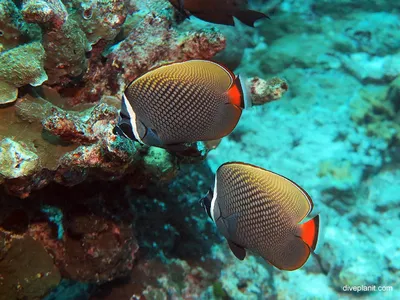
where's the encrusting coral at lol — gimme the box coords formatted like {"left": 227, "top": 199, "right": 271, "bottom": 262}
{"left": 0, "top": 42, "right": 47, "bottom": 104}
{"left": 0, "top": 0, "right": 28, "bottom": 52}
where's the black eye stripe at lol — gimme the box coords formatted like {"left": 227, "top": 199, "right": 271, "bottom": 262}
{"left": 119, "top": 123, "right": 136, "bottom": 140}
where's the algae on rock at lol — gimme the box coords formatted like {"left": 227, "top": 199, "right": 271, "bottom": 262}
{"left": 0, "top": 236, "right": 61, "bottom": 300}
{"left": 0, "top": 138, "right": 40, "bottom": 179}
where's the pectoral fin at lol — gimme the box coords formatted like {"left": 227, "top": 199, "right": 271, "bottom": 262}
{"left": 216, "top": 212, "right": 239, "bottom": 241}
{"left": 228, "top": 240, "right": 246, "bottom": 260}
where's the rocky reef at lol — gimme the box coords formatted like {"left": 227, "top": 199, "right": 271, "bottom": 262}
{"left": 1, "top": 0, "right": 399, "bottom": 299}
{"left": 0, "top": 0, "right": 285, "bottom": 199}
{"left": 0, "top": 0, "right": 286, "bottom": 299}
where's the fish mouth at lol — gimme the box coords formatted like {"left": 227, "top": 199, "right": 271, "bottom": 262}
{"left": 198, "top": 195, "right": 206, "bottom": 208}
{"left": 199, "top": 189, "right": 214, "bottom": 220}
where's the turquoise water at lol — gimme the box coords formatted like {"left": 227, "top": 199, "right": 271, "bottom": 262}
{"left": 0, "top": 0, "right": 399, "bottom": 299}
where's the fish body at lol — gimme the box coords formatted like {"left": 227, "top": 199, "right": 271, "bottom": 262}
{"left": 114, "top": 60, "right": 251, "bottom": 151}
{"left": 168, "top": 0, "right": 268, "bottom": 27}
{"left": 201, "top": 162, "right": 320, "bottom": 271}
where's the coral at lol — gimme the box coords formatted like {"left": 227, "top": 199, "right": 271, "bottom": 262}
{"left": 330, "top": 12, "right": 400, "bottom": 56}
{"left": 387, "top": 76, "right": 400, "bottom": 112}
{"left": 0, "top": 96, "right": 174, "bottom": 196}
{"left": 341, "top": 52, "right": 400, "bottom": 82}
{"left": 59, "top": 215, "right": 137, "bottom": 283}
{"left": 41, "top": 205, "right": 64, "bottom": 240}
{"left": 3, "top": 0, "right": 400, "bottom": 299}
{"left": 0, "top": 0, "right": 283, "bottom": 199}
{"left": 0, "top": 1, "right": 42, "bottom": 52}
{"left": 249, "top": 77, "right": 289, "bottom": 106}
{"left": 22, "top": 0, "right": 91, "bottom": 85}
{"left": 68, "top": 0, "right": 131, "bottom": 44}
{"left": 350, "top": 86, "right": 400, "bottom": 146}
{"left": 0, "top": 82, "right": 18, "bottom": 105}
{"left": 311, "top": 0, "right": 400, "bottom": 15}
{"left": 22, "top": 0, "right": 68, "bottom": 30}
{"left": 0, "top": 0, "right": 24, "bottom": 51}
{"left": 143, "top": 147, "right": 177, "bottom": 181}
{"left": 42, "top": 18, "right": 90, "bottom": 85}
{"left": 0, "top": 42, "right": 47, "bottom": 104}
{"left": 90, "top": 257, "right": 220, "bottom": 300}
{"left": 0, "top": 73, "right": 283, "bottom": 198}
{"left": 80, "top": 14, "right": 226, "bottom": 105}
{"left": 212, "top": 249, "right": 273, "bottom": 300}
{"left": 0, "top": 235, "right": 61, "bottom": 300}
{"left": 0, "top": 138, "right": 40, "bottom": 179}
{"left": 0, "top": 181, "right": 140, "bottom": 285}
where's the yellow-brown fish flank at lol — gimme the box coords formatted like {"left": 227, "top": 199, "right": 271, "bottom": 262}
{"left": 214, "top": 162, "right": 318, "bottom": 270}
{"left": 124, "top": 60, "right": 241, "bottom": 145}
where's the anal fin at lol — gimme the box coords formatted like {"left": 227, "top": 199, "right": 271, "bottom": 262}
{"left": 228, "top": 240, "right": 246, "bottom": 260}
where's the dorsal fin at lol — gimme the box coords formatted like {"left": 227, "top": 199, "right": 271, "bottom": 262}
{"left": 233, "top": 10, "right": 269, "bottom": 27}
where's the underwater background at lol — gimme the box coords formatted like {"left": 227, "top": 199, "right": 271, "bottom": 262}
{"left": 0, "top": 0, "right": 399, "bottom": 299}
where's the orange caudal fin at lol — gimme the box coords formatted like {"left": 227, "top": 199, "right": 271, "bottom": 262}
{"left": 300, "top": 215, "right": 320, "bottom": 251}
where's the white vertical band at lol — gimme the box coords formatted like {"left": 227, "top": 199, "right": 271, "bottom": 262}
{"left": 123, "top": 93, "right": 143, "bottom": 144}
{"left": 210, "top": 176, "right": 218, "bottom": 222}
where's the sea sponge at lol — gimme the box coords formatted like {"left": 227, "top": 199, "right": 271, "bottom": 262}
{"left": 0, "top": 41, "right": 47, "bottom": 104}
